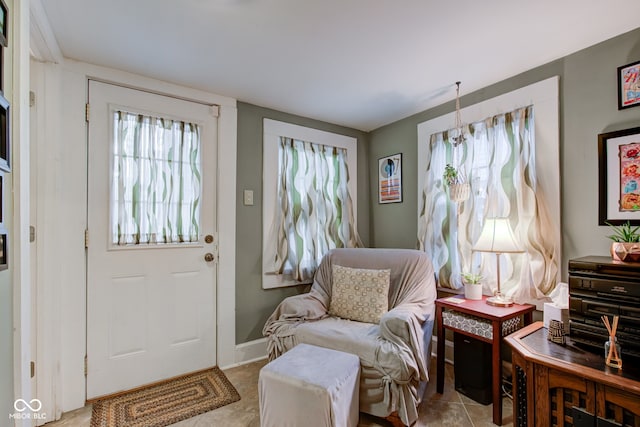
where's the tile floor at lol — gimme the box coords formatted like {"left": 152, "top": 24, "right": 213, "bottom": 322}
{"left": 45, "top": 358, "right": 512, "bottom": 427}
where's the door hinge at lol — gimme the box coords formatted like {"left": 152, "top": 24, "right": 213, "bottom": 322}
{"left": 30, "top": 225, "right": 36, "bottom": 243}
{"left": 29, "top": 91, "right": 36, "bottom": 107}
{"left": 85, "top": 229, "right": 89, "bottom": 248}
{"left": 30, "top": 361, "right": 35, "bottom": 378}
{"left": 84, "top": 355, "right": 88, "bottom": 377}
{"left": 85, "top": 103, "right": 90, "bottom": 122}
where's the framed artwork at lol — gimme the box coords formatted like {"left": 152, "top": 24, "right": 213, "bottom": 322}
{"left": 0, "top": 233, "right": 7, "bottom": 271}
{"left": 617, "top": 60, "right": 640, "bottom": 110}
{"left": 0, "top": 173, "right": 6, "bottom": 271}
{"left": 378, "top": 153, "right": 402, "bottom": 204}
{"left": 598, "top": 126, "right": 640, "bottom": 225}
{"left": 0, "top": 0, "right": 7, "bottom": 48}
{"left": 0, "top": 93, "right": 8, "bottom": 172}
{"left": 0, "top": 173, "right": 3, "bottom": 227}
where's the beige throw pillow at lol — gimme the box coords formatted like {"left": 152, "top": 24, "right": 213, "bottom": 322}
{"left": 329, "top": 264, "right": 390, "bottom": 324}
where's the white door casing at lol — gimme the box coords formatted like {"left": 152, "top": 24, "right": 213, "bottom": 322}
{"left": 87, "top": 80, "right": 218, "bottom": 399}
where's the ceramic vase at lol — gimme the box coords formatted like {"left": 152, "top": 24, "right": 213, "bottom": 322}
{"left": 464, "top": 283, "right": 483, "bottom": 300}
{"left": 610, "top": 242, "right": 640, "bottom": 263}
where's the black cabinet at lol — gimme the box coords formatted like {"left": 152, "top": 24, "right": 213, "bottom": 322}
{"left": 453, "top": 332, "right": 492, "bottom": 404}
{"left": 568, "top": 256, "right": 640, "bottom": 363}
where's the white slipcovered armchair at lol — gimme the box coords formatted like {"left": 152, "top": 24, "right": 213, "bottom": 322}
{"left": 263, "top": 248, "right": 437, "bottom": 426}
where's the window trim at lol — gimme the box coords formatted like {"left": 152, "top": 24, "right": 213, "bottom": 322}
{"left": 262, "top": 119, "right": 357, "bottom": 289}
{"left": 417, "top": 76, "right": 561, "bottom": 290}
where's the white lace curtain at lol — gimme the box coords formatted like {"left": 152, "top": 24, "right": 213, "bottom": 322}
{"left": 111, "top": 110, "right": 202, "bottom": 245}
{"left": 273, "top": 137, "right": 361, "bottom": 282}
{"left": 417, "top": 105, "right": 558, "bottom": 303}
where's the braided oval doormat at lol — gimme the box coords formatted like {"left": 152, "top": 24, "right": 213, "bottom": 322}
{"left": 90, "top": 367, "right": 240, "bottom": 427}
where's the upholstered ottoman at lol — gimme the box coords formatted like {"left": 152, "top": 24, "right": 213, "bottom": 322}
{"left": 259, "top": 343, "right": 360, "bottom": 427}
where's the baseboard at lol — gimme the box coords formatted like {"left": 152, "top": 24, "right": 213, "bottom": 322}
{"left": 431, "top": 335, "right": 454, "bottom": 365}
{"left": 222, "top": 337, "right": 268, "bottom": 369}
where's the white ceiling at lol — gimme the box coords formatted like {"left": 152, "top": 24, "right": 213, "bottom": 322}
{"left": 39, "top": 0, "right": 640, "bottom": 131}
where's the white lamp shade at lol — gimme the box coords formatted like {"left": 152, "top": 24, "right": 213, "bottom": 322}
{"left": 472, "top": 217, "right": 524, "bottom": 253}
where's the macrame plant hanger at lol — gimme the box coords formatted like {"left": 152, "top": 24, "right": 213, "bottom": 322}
{"left": 446, "top": 81, "right": 470, "bottom": 203}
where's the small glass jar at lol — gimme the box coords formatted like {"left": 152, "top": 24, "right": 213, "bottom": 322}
{"left": 604, "top": 337, "right": 622, "bottom": 368}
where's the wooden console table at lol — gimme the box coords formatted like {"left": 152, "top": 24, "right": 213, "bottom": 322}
{"left": 505, "top": 322, "right": 640, "bottom": 427}
{"left": 436, "top": 295, "right": 535, "bottom": 426}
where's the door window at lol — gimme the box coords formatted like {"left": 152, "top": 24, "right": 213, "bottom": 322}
{"left": 111, "top": 110, "right": 202, "bottom": 245}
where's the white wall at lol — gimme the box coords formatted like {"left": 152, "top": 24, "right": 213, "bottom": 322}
{"left": 31, "top": 58, "right": 238, "bottom": 415}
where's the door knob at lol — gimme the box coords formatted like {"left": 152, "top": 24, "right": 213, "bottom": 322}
{"left": 204, "top": 253, "right": 215, "bottom": 262}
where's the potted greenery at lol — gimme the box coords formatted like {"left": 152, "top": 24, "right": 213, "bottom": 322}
{"left": 462, "top": 272, "right": 483, "bottom": 300}
{"left": 606, "top": 221, "right": 640, "bottom": 262}
{"left": 443, "top": 164, "right": 470, "bottom": 202}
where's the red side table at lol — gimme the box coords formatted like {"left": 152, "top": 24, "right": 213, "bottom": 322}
{"left": 435, "top": 295, "right": 535, "bottom": 426}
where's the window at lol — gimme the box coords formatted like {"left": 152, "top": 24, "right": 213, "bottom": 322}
{"left": 111, "top": 110, "right": 202, "bottom": 245}
{"left": 262, "top": 119, "right": 358, "bottom": 289}
{"left": 416, "top": 78, "right": 561, "bottom": 306}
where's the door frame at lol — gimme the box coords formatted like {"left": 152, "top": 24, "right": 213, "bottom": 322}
{"left": 30, "top": 60, "right": 237, "bottom": 418}
{"left": 86, "top": 80, "right": 220, "bottom": 399}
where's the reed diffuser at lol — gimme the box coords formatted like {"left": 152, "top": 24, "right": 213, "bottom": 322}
{"left": 601, "top": 315, "right": 622, "bottom": 369}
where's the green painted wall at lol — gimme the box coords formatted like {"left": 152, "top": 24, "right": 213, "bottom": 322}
{"left": 369, "top": 27, "right": 640, "bottom": 279}
{"left": 235, "top": 102, "right": 370, "bottom": 343}
{"left": 235, "top": 27, "right": 640, "bottom": 344}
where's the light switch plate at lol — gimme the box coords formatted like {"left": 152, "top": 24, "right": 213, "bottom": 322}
{"left": 243, "top": 189, "right": 254, "bottom": 206}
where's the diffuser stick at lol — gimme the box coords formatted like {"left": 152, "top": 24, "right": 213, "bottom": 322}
{"left": 601, "top": 315, "right": 622, "bottom": 369}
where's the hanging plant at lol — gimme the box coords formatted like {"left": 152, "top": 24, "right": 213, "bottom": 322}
{"left": 443, "top": 164, "right": 470, "bottom": 202}
{"left": 443, "top": 164, "right": 461, "bottom": 186}
{"left": 443, "top": 82, "right": 470, "bottom": 203}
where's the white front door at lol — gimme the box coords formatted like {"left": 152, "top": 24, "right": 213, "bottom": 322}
{"left": 86, "top": 81, "right": 218, "bottom": 399}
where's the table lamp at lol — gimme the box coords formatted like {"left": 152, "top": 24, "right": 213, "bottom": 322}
{"left": 472, "top": 217, "right": 524, "bottom": 307}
